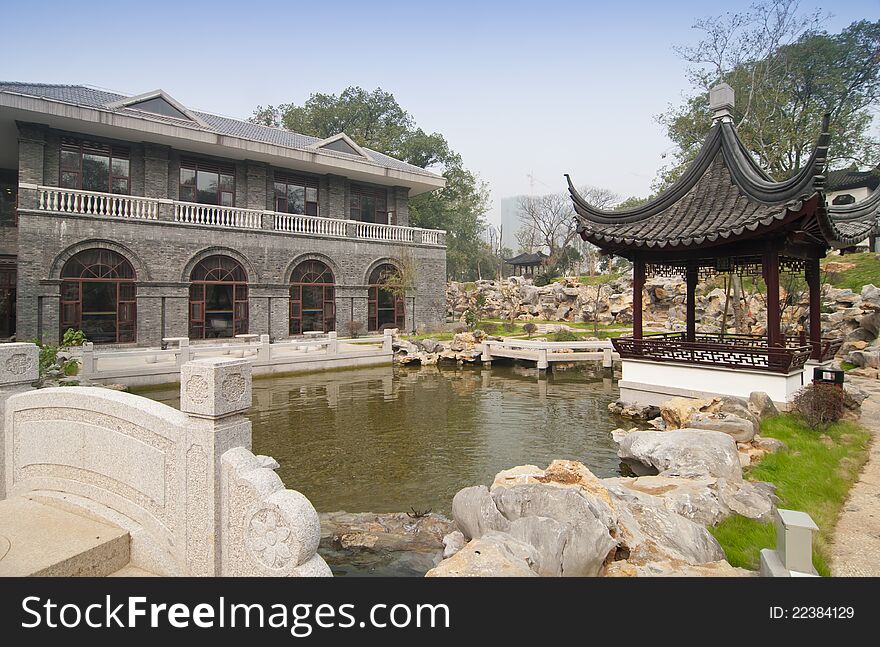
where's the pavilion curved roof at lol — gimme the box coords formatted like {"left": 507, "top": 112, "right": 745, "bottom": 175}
{"left": 567, "top": 114, "right": 880, "bottom": 252}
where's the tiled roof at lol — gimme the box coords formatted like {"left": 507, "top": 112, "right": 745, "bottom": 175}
{"left": 0, "top": 82, "right": 438, "bottom": 178}
{"left": 567, "top": 116, "right": 879, "bottom": 250}
{"left": 825, "top": 166, "right": 880, "bottom": 193}
{"left": 504, "top": 251, "right": 548, "bottom": 265}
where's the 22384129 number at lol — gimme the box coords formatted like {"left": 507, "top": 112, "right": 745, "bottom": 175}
{"left": 770, "top": 607, "right": 855, "bottom": 619}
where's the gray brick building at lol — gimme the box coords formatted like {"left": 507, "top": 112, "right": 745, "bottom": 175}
{"left": 0, "top": 84, "right": 447, "bottom": 346}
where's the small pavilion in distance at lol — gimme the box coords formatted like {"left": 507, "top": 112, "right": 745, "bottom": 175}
{"left": 504, "top": 251, "right": 549, "bottom": 277}
{"left": 566, "top": 84, "right": 880, "bottom": 407}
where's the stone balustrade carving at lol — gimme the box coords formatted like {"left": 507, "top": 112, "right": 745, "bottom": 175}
{"left": 0, "top": 345, "right": 330, "bottom": 577}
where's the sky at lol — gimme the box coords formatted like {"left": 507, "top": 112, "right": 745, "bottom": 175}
{"left": 1, "top": 0, "right": 877, "bottom": 235}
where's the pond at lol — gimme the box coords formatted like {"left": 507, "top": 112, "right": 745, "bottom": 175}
{"left": 137, "top": 364, "right": 626, "bottom": 516}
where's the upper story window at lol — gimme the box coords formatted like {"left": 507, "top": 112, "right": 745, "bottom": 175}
{"left": 274, "top": 174, "right": 319, "bottom": 216}
{"left": 180, "top": 159, "right": 234, "bottom": 206}
{"left": 350, "top": 185, "right": 388, "bottom": 224}
{"left": 60, "top": 138, "right": 130, "bottom": 194}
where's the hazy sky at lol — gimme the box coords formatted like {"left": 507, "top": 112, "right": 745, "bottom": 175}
{"left": 2, "top": 0, "right": 877, "bottom": 229}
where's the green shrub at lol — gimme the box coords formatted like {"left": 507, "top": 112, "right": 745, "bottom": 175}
{"left": 62, "top": 358, "right": 79, "bottom": 376}
{"left": 480, "top": 322, "right": 497, "bottom": 335}
{"left": 523, "top": 322, "right": 537, "bottom": 337}
{"left": 533, "top": 273, "right": 551, "bottom": 287}
{"left": 463, "top": 309, "right": 479, "bottom": 330}
{"left": 61, "top": 328, "right": 88, "bottom": 347}
{"left": 552, "top": 330, "right": 579, "bottom": 342}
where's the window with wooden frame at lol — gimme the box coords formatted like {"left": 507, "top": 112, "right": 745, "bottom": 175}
{"left": 368, "top": 263, "right": 405, "bottom": 331}
{"left": 350, "top": 185, "right": 389, "bottom": 224}
{"left": 274, "top": 173, "right": 319, "bottom": 216}
{"left": 179, "top": 159, "right": 235, "bottom": 206}
{"left": 289, "top": 260, "right": 335, "bottom": 335}
{"left": 60, "top": 138, "right": 130, "bottom": 194}
{"left": 188, "top": 255, "right": 248, "bottom": 339}
{"left": 60, "top": 249, "right": 136, "bottom": 344}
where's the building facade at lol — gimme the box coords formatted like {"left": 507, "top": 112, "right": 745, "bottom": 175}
{"left": 0, "top": 84, "right": 448, "bottom": 346}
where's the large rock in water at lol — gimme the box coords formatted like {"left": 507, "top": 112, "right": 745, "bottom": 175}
{"left": 616, "top": 429, "right": 742, "bottom": 482}
{"left": 451, "top": 486, "right": 509, "bottom": 540}
{"left": 425, "top": 532, "right": 539, "bottom": 577}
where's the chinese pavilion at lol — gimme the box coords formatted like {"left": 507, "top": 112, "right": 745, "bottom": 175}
{"left": 566, "top": 84, "right": 880, "bottom": 405}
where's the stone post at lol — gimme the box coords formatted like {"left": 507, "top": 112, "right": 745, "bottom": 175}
{"left": 179, "top": 357, "right": 253, "bottom": 576}
{"left": 327, "top": 331, "right": 338, "bottom": 355}
{"left": 602, "top": 347, "right": 613, "bottom": 369}
{"left": 0, "top": 343, "right": 40, "bottom": 500}
{"left": 481, "top": 341, "right": 493, "bottom": 363}
{"left": 81, "top": 342, "right": 96, "bottom": 377}
{"left": 258, "top": 334, "right": 271, "bottom": 363}
{"left": 759, "top": 508, "right": 819, "bottom": 577}
{"left": 176, "top": 338, "right": 191, "bottom": 368}
{"left": 537, "top": 348, "right": 549, "bottom": 370}
{"left": 383, "top": 328, "right": 393, "bottom": 352}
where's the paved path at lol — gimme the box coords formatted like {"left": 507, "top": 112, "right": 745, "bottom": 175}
{"left": 829, "top": 376, "right": 880, "bottom": 576}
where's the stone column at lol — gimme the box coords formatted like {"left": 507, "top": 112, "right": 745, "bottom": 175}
{"left": 179, "top": 357, "right": 254, "bottom": 576}
{"left": 0, "top": 342, "right": 39, "bottom": 500}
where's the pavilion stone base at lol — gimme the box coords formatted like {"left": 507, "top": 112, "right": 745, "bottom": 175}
{"left": 617, "top": 359, "right": 825, "bottom": 410}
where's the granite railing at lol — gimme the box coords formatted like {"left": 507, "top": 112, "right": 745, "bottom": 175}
{"left": 0, "top": 342, "right": 331, "bottom": 577}
{"left": 23, "top": 184, "right": 446, "bottom": 246}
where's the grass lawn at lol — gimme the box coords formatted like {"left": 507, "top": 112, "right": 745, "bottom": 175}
{"left": 821, "top": 252, "right": 880, "bottom": 292}
{"left": 551, "top": 273, "right": 622, "bottom": 286}
{"left": 709, "top": 414, "right": 871, "bottom": 575}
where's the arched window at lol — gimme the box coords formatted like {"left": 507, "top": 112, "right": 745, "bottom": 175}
{"left": 290, "top": 260, "right": 335, "bottom": 335}
{"left": 368, "top": 263, "right": 405, "bottom": 331}
{"left": 60, "top": 249, "right": 136, "bottom": 343}
{"left": 189, "top": 255, "right": 248, "bottom": 339}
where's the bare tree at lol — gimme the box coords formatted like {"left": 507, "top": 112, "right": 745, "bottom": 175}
{"left": 516, "top": 187, "right": 618, "bottom": 261}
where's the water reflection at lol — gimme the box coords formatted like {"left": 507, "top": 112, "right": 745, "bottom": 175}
{"left": 138, "top": 364, "right": 624, "bottom": 515}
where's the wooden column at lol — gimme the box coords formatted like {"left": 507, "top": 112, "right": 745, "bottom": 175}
{"left": 633, "top": 257, "right": 645, "bottom": 339}
{"left": 764, "top": 247, "right": 781, "bottom": 348}
{"left": 806, "top": 255, "right": 822, "bottom": 360}
{"left": 686, "top": 264, "right": 698, "bottom": 343}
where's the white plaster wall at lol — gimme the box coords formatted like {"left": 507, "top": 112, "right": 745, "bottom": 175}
{"left": 620, "top": 359, "right": 806, "bottom": 405}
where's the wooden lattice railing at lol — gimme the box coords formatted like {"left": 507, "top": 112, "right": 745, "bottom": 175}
{"left": 612, "top": 332, "right": 815, "bottom": 374}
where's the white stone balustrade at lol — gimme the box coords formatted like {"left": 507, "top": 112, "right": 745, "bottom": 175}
{"left": 174, "top": 201, "right": 262, "bottom": 229}
{"left": 1, "top": 348, "right": 330, "bottom": 577}
{"left": 273, "top": 212, "right": 347, "bottom": 237}
{"left": 37, "top": 185, "right": 160, "bottom": 220}
{"left": 28, "top": 184, "right": 446, "bottom": 246}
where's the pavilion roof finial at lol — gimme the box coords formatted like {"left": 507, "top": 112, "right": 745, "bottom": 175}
{"left": 709, "top": 83, "right": 735, "bottom": 123}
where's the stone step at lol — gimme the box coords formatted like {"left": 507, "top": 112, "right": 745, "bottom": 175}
{"left": 107, "top": 565, "right": 158, "bottom": 577}
{"left": 0, "top": 496, "right": 130, "bottom": 577}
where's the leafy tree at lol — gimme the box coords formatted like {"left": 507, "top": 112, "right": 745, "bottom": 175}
{"left": 658, "top": 1, "right": 880, "bottom": 188}
{"left": 252, "top": 87, "right": 490, "bottom": 279}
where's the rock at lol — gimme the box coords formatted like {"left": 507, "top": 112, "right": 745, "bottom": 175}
{"left": 520, "top": 285, "right": 539, "bottom": 306}
{"left": 492, "top": 483, "right": 616, "bottom": 531}
{"left": 604, "top": 475, "right": 729, "bottom": 526}
{"left": 451, "top": 486, "right": 510, "bottom": 540}
{"left": 845, "top": 349, "right": 880, "bottom": 369}
{"left": 858, "top": 311, "right": 880, "bottom": 338}
{"left": 319, "top": 511, "right": 453, "bottom": 553}
{"left": 862, "top": 284, "right": 880, "bottom": 308}
{"left": 605, "top": 558, "right": 753, "bottom": 577}
{"left": 442, "top": 531, "right": 465, "bottom": 558}
{"left": 606, "top": 484, "right": 725, "bottom": 565}
{"left": 688, "top": 412, "right": 757, "bottom": 443}
{"left": 554, "top": 304, "right": 572, "bottom": 320}
{"left": 718, "top": 480, "right": 774, "bottom": 522}
{"left": 608, "top": 399, "right": 661, "bottom": 421}
{"left": 849, "top": 367, "right": 879, "bottom": 379}
{"left": 843, "top": 382, "right": 869, "bottom": 420}
{"left": 617, "top": 429, "right": 742, "bottom": 482}
{"left": 426, "top": 532, "right": 539, "bottom": 577}
{"left": 846, "top": 327, "right": 876, "bottom": 343}
{"left": 752, "top": 435, "right": 786, "bottom": 453}
{"left": 506, "top": 515, "right": 615, "bottom": 576}
{"left": 610, "top": 427, "right": 641, "bottom": 444}
{"left": 660, "top": 396, "right": 719, "bottom": 429}
{"left": 418, "top": 338, "right": 440, "bottom": 353}
{"left": 717, "top": 397, "right": 761, "bottom": 433}
{"left": 748, "top": 391, "right": 779, "bottom": 421}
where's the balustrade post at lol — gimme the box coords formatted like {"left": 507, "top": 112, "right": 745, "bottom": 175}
{"left": 603, "top": 347, "right": 612, "bottom": 369}
{"left": 81, "top": 342, "right": 96, "bottom": 376}
{"left": 327, "top": 331, "right": 338, "bottom": 355}
{"left": 413, "top": 229, "right": 424, "bottom": 245}
{"left": 537, "top": 348, "right": 549, "bottom": 371}
{"left": 157, "top": 198, "right": 174, "bottom": 222}
{"left": 346, "top": 220, "right": 358, "bottom": 239}
{"left": 176, "top": 338, "right": 191, "bottom": 368}
{"left": 258, "top": 334, "right": 271, "bottom": 363}
{"left": 261, "top": 211, "right": 274, "bottom": 230}
{"left": 383, "top": 328, "right": 393, "bottom": 352}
